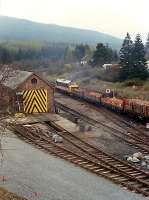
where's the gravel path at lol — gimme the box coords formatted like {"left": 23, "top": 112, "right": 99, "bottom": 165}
{"left": 0, "top": 134, "right": 147, "bottom": 200}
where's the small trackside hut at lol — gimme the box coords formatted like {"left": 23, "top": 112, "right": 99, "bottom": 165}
{"left": 1, "top": 70, "right": 54, "bottom": 114}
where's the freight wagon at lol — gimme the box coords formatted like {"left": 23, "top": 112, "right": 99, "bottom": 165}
{"left": 55, "top": 79, "right": 149, "bottom": 122}
{"left": 124, "top": 99, "right": 149, "bottom": 120}
{"left": 101, "top": 97, "right": 124, "bottom": 112}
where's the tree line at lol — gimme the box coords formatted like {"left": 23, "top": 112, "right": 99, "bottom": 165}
{"left": 92, "top": 33, "right": 149, "bottom": 81}
{"left": 0, "top": 33, "right": 148, "bottom": 81}
{"left": 0, "top": 42, "right": 68, "bottom": 64}
{"left": 119, "top": 33, "right": 148, "bottom": 80}
{"left": 0, "top": 41, "right": 118, "bottom": 65}
{"left": 91, "top": 43, "right": 118, "bottom": 66}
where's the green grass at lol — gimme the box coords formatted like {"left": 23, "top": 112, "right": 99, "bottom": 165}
{"left": 84, "top": 79, "right": 149, "bottom": 100}
{"left": 45, "top": 67, "right": 149, "bottom": 100}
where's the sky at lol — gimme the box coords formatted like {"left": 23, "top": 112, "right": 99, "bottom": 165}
{"left": 0, "top": 0, "right": 148, "bottom": 41}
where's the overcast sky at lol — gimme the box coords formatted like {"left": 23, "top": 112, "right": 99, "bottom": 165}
{"left": 0, "top": 0, "right": 148, "bottom": 41}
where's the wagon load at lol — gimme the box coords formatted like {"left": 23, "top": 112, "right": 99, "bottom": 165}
{"left": 101, "top": 97, "right": 124, "bottom": 110}
{"left": 124, "top": 99, "right": 149, "bottom": 118}
{"left": 88, "top": 91, "right": 102, "bottom": 101}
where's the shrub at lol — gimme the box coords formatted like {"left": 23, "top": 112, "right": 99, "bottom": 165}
{"left": 123, "top": 79, "right": 144, "bottom": 87}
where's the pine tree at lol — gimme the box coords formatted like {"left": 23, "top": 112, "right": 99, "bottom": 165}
{"left": 64, "top": 47, "right": 75, "bottom": 63}
{"left": 145, "top": 33, "right": 149, "bottom": 51}
{"left": 92, "top": 43, "right": 113, "bottom": 66}
{"left": 119, "top": 32, "right": 134, "bottom": 80}
{"left": 113, "top": 50, "right": 119, "bottom": 62}
{"left": 145, "top": 33, "right": 149, "bottom": 60}
{"left": 0, "top": 47, "right": 12, "bottom": 64}
{"left": 74, "top": 44, "right": 86, "bottom": 61}
{"left": 132, "top": 34, "right": 148, "bottom": 79}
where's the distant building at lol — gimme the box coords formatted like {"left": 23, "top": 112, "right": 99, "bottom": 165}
{"left": 146, "top": 61, "right": 149, "bottom": 70}
{"left": 102, "top": 63, "right": 120, "bottom": 70}
{"left": 80, "top": 56, "right": 90, "bottom": 66}
{"left": 0, "top": 70, "right": 54, "bottom": 114}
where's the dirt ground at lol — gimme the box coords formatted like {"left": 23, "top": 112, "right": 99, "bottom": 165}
{"left": 0, "top": 187, "right": 27, "bottom": 200}
{"left": 55, "top": 94, "right": 147, "bottom": 159}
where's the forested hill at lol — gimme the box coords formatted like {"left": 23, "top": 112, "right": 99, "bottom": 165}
{"left": 0, "top": 16, "right": 122, "bottom": 48}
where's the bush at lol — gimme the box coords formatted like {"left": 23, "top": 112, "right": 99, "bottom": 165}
{"left": 95, "top": 68, "right": 120, "bottom": 82}
{"left": 142, "top": 79, "right": 149, "bottom": 91}
{"left": 123, "top": 79, "right": 144, "bottom": 87}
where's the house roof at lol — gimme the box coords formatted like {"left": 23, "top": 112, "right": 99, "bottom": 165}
{"left": 0, "top": 70, "right": 33, "bottom": 90}
{"left": 0, "top": 68, "right": 54, "bottom": 90}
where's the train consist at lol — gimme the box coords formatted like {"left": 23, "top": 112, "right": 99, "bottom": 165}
{"left": 56, "top": 79, "right": 149, "bottom": 121}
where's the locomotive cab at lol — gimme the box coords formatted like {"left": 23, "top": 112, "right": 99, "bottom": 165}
{"left": 68, "top": 84, "right": 79, "bottom": 92}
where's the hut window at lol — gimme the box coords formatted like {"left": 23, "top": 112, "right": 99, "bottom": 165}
{"left": 31, "top": 78, "right": 37, "bottom": 85}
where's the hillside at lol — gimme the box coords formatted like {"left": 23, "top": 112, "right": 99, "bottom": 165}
{"left": 0, "top": 16, "right": 122, "bottom": 48}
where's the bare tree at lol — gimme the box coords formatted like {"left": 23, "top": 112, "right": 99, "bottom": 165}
{"left": 0, "top": 64, "right": 17, "bottom": 165}
{"left": 0, "top": 64, "right": 17, "bottom": 114}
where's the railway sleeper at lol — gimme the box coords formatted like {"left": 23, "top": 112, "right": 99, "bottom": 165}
{"left": 112, "top": 176, "right": 130, "bottom": 182}
{"left": 102, "top": 158, "right": 115, "bottom": 161}
{"left": 101, "top": 171, "right": 111, "bottom": 174}
{"left": 109, "top": 174, "right": 122, "bottom": 178}
{"left": 77, "top": 161, "right": 89, "bottom": 165}
{"left": 88, "top": 166, "right": 99, "bottom": 170}
{"left": 113, "top": 164, "right": 125, "bottom": 167}
{"left": 49, "top": 150, "right": 63, "bottom": 154}
{"left": 130, "top": 172, "right": 146, "bottom": 176}
{"left": 66, "top": 156, "right": 81, "bottom": 161}
{"left": 108, "top": 161, "right": 123, "bottom": 166}
{"left": 126, "top": 171, "right": 147, "bottom": 176}
{"left": 56, "top": 152, "right": 66, "bottom": 156}
{"left": 121, "top": 168, "right": 137, "bottom": 172}
{"left": 73, "top": 159, "right": 85, "bottom": 164}
{"left": 37, "top": 141, "right": 46, "bottom": 145}
{"left": 63, "top": 154, "right": 75, "bottom": 158}
{"left": 58, "top": 152, "right": 71, "bottom": 157}
{"left": 66, "top": 156, "right": 78, "bottom": 160}
{"left": 83, "top": 163, "right": 95, "bottom": 167}
{"left": 40, "top": 145, "right": 54, "bottom": 149}
{"left": 93, "top": 168, "right": 106, "bottom": 172}
{"left": 46, "top": 146, "right": 58, "bottom": 150}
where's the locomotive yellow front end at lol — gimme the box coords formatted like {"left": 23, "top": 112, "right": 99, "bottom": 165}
{"left": 68, "top": 84, "right": 79, "bottom": 93}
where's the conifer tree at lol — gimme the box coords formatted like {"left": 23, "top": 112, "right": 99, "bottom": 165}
{"left": 145, "top": 33, "right": 149, "bottom": 51}
{"left": 145, "top": 33, "right": 149, "bottom": 59}
{"left": 132, "top": 34, "right": 148, "bottom": 79}
{"left": 92, "top": 43, "right": 113, "bottom": 66}
{"left": 119, "top": 32, "right": 133, "bottom": 80}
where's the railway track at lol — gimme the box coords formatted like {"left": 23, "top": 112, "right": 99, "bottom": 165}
{"left": 88, "top": 103, "right": 149, "bottom": 141}
{"left": 55, "top": 92, "right": 149, "bottom": 142}
{"left": 48, "top": 120, "right": 149, "bottom": 173}
{"left": 55, "top": 101, "right": 149, "bottom": 154}
{"left": 11, "top": 123, "right": 149, "bottom": 197}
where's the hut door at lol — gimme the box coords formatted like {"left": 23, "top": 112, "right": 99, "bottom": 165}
{"left": 15, "top": 92, "right": 24, "bottom": 113}
{"left": 23, "top": 89, "right": 48, "bottom": 113}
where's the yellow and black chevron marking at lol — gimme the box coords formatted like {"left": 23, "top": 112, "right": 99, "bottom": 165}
{"left": 23, "top": 89, "right": 48, "bottom": 113}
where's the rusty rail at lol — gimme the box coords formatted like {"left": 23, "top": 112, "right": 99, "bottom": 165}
{"left": 55, "top": 101, "right": 149, "bottom": 155}
{"left": 12, "top": 124, "right": 149, "bottom": 197}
